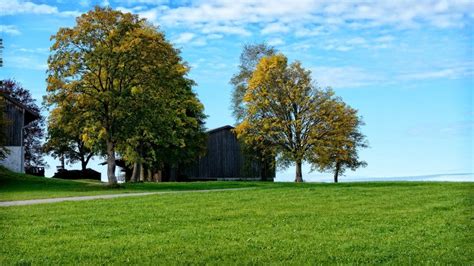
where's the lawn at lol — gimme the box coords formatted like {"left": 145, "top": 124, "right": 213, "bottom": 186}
{"left": 0, "top": 167, "right": 271, "bottom": 201}
{"left": 0, "top": 169, "right": 472, "bottom": 264}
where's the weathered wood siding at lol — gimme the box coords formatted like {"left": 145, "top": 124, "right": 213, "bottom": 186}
{"left": 182, "top": 126, "right": 275, "bottom": 180}
{"left": 3, "top": 100, "right": 23, "bottom": 146}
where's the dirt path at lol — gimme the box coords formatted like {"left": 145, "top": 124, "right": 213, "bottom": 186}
{"left": 0, "top": 188, "right": 254, "bottom": 207}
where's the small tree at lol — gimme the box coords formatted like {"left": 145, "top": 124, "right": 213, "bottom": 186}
{"left": 311, "top": 108, "right": 368, "bottom": 183}
{"left": 43, "top": 105, "right": 95, "bottom": 172}
{"left": 235, "top": 54, "right": 363, "bottom": 182}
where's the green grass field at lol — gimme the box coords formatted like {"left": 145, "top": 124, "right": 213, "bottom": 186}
{"left": 0, "top": 167, "right": 271, "bottom": 201}
{"left": 0, "top": 168, "right": 472, "bottom": 264}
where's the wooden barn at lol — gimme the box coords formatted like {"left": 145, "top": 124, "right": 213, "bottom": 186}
{"left": 106, "top": 125, "right": 275, "bottom": 182}
{"left": 0, "top": 93, "right": 40, "bottom": 173}
{"left": 176, "top": 125, "right": 275, "bottom": 181}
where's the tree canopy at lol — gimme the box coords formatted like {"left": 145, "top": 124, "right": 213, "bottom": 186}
{"left": 46, "top": 7, "right": 206, "bottom": 184}
{"left": 235, "top": 54, "right": 367, "bottom": 182}
{"left": 311, "top": 112, "right": 368, "bottom": 182}
{"left": 230, "top": 43, "right": 276, "bottom": 123}
{"left": 43, "top": 102, "right": 95, "bottom": 171}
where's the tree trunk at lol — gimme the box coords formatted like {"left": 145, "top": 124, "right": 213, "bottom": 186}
{"left": 81, "top": 158, "right": 87, "bottom": 172}
{"left": 334, "top": 162, "right": 340, "bottom": 183}
{"left": 60, "top": 154, "right": 65, "bottom": 170}
{"left": 153, "top": 171, "right": 160, "bottom": 182}
{"left": 106, "top": 140, "right": 117, "bottom": 185}
{"left": 131, "top": 162, "right": 139, "bottom": 182}
{"left": 155, "top": 170, "right": 162, "bottom": 182}
{"left": 139, "top": 163, "right": 145, "bottom": 182}
{"left": 295, "top": 160, "right": 303, "bottom": 182}
{"left": 147, "top": 168, "right": 152, "bottom": 182}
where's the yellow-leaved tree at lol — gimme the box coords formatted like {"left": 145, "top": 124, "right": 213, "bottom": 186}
{"left": 235, "top": 54, "right": 367, "bottom": 182}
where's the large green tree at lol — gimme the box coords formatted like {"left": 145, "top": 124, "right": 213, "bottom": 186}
{"left": 46, "top": 7, "right": 205, "bottom": 184}
{"left": 119, "top": 73, "right": 206, "bottom": 182}
{"left": 235, "top": 54, "right": 365, "bottom": 182}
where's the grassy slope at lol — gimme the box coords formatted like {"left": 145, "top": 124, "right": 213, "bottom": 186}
{"left": 0, "top": 173, "right": 472, "bottom": 264}
{"left": 0, "top": 167, "right": 272, "bottom": 201}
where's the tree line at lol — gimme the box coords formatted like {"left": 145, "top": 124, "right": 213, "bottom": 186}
{"left": 1, "top": 7, "right": 367, "bottom": 184}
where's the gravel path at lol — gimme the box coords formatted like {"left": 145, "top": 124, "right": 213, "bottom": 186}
{"left": 0, "top": 188, "right": 254, "bottom": 207}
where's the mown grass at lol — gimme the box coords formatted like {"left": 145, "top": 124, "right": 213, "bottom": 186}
{"left": 0, "top": 167, "right": 273, "bottom": 201}
{"left": 0, "top": 171, "right": 472, "bottom": 264}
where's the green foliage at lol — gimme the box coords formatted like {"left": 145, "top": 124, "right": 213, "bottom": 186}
{"left": 43, "top": 101, "right": 95, "bottom": 170}
{"left": 1, "top": 171, "right": 472, "bottom": 264}
{"left": 230, "top": 43, "right": 276, "bottom": 123}
{"left": 45, "top": 6, "right": 206, "bottom": 183}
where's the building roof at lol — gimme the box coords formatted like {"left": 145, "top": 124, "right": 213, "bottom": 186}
{"left": 1, "top": 93, "right": 40, "bottom": 125}
{"left": 207, "top": 125, "right": 234, "bottom": 134}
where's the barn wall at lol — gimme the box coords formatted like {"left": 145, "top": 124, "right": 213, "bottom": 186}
{"left": 181, "top": 127, "right": 275, "bottom": 180}
{"left": 3, "top": 101, "right": 23, "bottom": 146}
{"left": 0, "top": 146, "right": 24, "bottom": 173}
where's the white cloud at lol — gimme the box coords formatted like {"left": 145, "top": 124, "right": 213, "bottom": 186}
{"left": 294, "top": 26, "right": 325, "bottom": 37}
{"left": 267, "top": 38, "right": 284, "bottom": 46}
{"left": 131, "top": 0, "right": 474, "bottom": 37}
{"left": 5, "top": 55, "right": 48, "bottom": 70}
{"left": 173, "top": 32, "right": 208, "bottom": 46}
{"left": 310, "top": 66, "right": 383, "bottom": 88}
{"left": 0, "top": 25, "right": 21, "bottom": 35}
{"left": 174, "top": 32, "right": 196, "bottom": 44}
{"left": 0, "top": 0, "right": 79, "bottom": 17}
{"left": 206, "top": 34, "right": 223, "bottom": 40}
{"left": 261, "top": 22, "right": 289, "bottom": 35}
{"left": 201, "top": 24, "right": 251, "bottom": 36}
{"left": 398, "top": 63, "right": 473, "bottom": 80}
{"left": 0, "top": 0, "right": 57, "bottom": 15}
{"left": 323, "top": 34, "right": 395, "bottom": 52}
{"left": 15, "top": 47, "right": 49, "bottom": 54}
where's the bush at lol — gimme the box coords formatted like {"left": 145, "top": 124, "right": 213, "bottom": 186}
{"left": 52, "top": 168, "right": 101, "bottom": 181}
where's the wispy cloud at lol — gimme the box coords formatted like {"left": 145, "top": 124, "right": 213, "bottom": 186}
{"left": 261, "top": 22, "right": 290, "bottom": 35}
{"left": 398, "top": 62, "right": 473, "bottom": 81}
{"left": 173, "top": 32, "right": 196, "bottom": 44}
{"left": 173, "top": 32, "right": 207, "bottom": 47}
{"left": 0, "top": 0, "right": 79, "bottom": 17}
{"left": 0, "top": 25, "right": 21, "bottom": 35}
{"left": 4, "top": 55, "right": 48, "bottom": 70}
{"left": 408, "top": 121, "right": 473, "bottom": 138}
{"left": 323, "top": 35, "right": 395, "bottom": 51}
{"left": 127, "top": 0, "right": 474, "bottom": 38}
{"left": 267, "top": 37, "right": 285, "bottom": 46}
{"left": 310, "top": 66, "right": 384, "bottom": 88}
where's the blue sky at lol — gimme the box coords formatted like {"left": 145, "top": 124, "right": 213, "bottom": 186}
{"left": 0, "top": 0, "right": 472, "bottom": 181}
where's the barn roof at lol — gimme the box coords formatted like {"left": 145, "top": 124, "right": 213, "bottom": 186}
{"left": 1, "top": 93, "right": 40, "bottom": 125}
{"left": 207, "top": 125, "right": 234, "bottom": 134}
